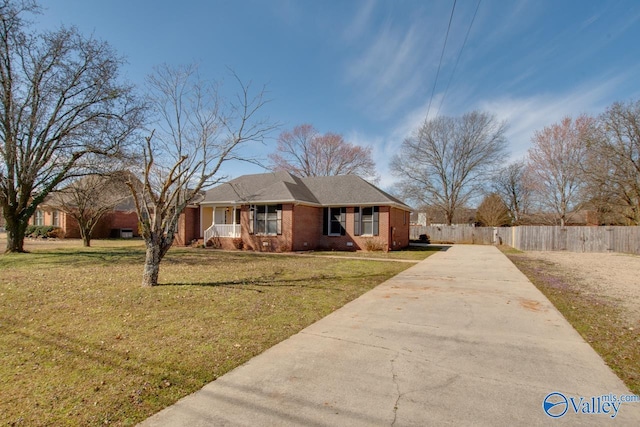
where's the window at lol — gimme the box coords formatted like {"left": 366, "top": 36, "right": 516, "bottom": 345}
{"left": 323, "top": 207, "right": 346, "bottom": 236}
{"left": 250, "top": 205, "right": 282, "bottom": 235}
{"left": 52, "top": 210, "right": 60, "bottom": 227}
{"left": 34, "top": 210, "right": 44, "bottom": 226}
{"left": 360, "top": 206, "right": 379, "bottom": 236}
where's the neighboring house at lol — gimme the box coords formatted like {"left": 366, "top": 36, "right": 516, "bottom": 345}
{"left": 31, "top": 202, "right": 139, "bottom": 239}
{"left": 32, "top": 180, "right": 139, "bottom": 239}
{"left": 178, "top": 171, "right": 412, "bottom": 252}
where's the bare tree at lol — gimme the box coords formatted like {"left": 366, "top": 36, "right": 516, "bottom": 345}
{"left": 584, "top": 100, "right": 640, "bottom": 225}
{"left": 0, "top": 0, "right": 143, "bottom": 252}
{"left": 49, "top": 172, "right": 131, "bottom": 247}
{"left": 128, "top": 64, "right": 274, "bottom": 287}
{"left": 476, "top": 193, "right": 510, "bottom": 227}
{"left": 527, "top": 115, "right": 594, "bottom": 226}
{"left": 391, "top": 111, "right": 508, "bottom": 225}
{"left": 268, "top": 124, "right": 377, "bottom": 181}
{"left": 492, "top": 160, "right": 532, "bottom": 224}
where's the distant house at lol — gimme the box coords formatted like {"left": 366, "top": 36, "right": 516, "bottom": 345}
{"left": 32, "top": 175, "right": 139, "bottom": 239}
{"left": 30, "top": 203, "right": 139, "bottom": 239}
{"left": 178, "top": 172, "right": 412, "bottom": 252}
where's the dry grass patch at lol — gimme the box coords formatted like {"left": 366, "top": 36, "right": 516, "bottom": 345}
{"left": 0, "top": 242, "right": 415, "bottom": 426}
{"left": 310, "top": 244, "right": 444, "bottom": 261}
{"left": 504, "top": 249, "right": 640, "bottom": 396}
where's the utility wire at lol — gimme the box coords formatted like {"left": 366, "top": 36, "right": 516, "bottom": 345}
{"left": 425, "top": 0, "right": 457, "bottom": 122}
{"left": 435, "top": 0, "right": 482, "bottom": 118}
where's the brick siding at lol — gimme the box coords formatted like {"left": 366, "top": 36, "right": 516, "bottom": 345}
{"left": 175, "top": 206, "right": 200, "bottom": 246}
{"left": 184, "top": 203, "right": 411, "bottom": 252}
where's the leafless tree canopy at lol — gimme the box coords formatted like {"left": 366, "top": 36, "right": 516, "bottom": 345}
{"left": 0, "top": 0, "right": 143, "bottom": 252}
{"left": 129, "top": 64, "right": 275, "bottom": 287}
{"left": 584, "top": 100, "right": 640, "bottom": 225}
{"left": 492, "top": 160, "right": 532, "bottom": 224}
{"left": 526, "top": 115, "right": 594, "bottom": 226}
{"left": 50, "top": 172, "right": 132, "bottom": 247}
{"left": 391, "top": 111, "right": 508, "bottom": 225}
{"left": 269, "top": 124, "right": 377, "bottom": 181}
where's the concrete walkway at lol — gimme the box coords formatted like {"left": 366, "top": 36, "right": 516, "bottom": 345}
{"left": 140, "top": 245, "right": 640, "bottom": 426}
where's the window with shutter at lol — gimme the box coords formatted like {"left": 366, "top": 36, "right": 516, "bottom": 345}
{"left": 361, "top": 206, "right": 379, "bottom": 236}
{"left": 251, "top": 204, "right": 282, "bottom": 235}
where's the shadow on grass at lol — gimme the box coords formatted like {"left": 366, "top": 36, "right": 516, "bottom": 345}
{"left": 407, "top": 244, "right": 450, "bottom": 252}
{"left": 0, "top": 247, "right": 146, "bottom": 268}
{"left": 162, "top": 250, "right": 277, "bottom": 266}
{"left": 159, "top": 272, "right": 389, "bottom": 292}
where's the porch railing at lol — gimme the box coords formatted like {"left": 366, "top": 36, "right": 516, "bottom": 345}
{"left": 204, "top": 224, "right": 241, "bottom": 243}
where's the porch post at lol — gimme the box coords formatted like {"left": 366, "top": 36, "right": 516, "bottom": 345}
{"left": 232, "top": 205, "right": 238, "bottom": 237}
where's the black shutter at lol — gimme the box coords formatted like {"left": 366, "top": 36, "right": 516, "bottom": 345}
{"left": 276, "top": 204, "right": 282, "bottom": 235}
{"left": 354, "top": 207, "right": 360, "bottom": 236}
{"left": 249, "top": 205, "right": 255, "bottom": 234}
{"left": 340, "top": 207, "right": 346, "bottom": 236}
{"left": 322, "top": 208, "right": 328, "bottom": 235}
{"left": 373, "top": 206, "right": 379, "bottom": 236}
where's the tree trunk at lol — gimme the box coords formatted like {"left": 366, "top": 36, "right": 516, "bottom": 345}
{"left": 4, "top": 217, "right": 27, "bottom": 253}
{"left": 142, "top": 240, "right": 162, "bottom": 287}
{"left": 446, "top": 211, "right": 454, "bottom": 226}
{"left": 79, "top": 226, "right": 91, "bottom": 247}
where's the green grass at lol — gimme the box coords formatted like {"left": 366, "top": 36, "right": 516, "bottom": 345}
{"left": 0, "top": 241, "right": 433, "bottom": 426}
{"left": 503, "top": 249, "right": 640, "bottom": 396}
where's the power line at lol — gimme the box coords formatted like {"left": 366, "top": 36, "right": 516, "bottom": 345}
{"left": 435, "top": 0, "right": 482, "bottom": 118}
{"left": 425, "top": 0, "right": 457, "bottom": 122}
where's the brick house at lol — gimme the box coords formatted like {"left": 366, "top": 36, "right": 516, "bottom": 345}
{"left": 32, "top": 175, "right": 140, "bottom": 239}
{"left": 32, "top": 200, "right": 140, "bottom": 239}
{"left": 178, "top": 172, "right": 412, "bottom": 252}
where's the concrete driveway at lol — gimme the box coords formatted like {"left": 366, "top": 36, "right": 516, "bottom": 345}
{"left": 140, "top": 245, "right": 640, "bottom": 426}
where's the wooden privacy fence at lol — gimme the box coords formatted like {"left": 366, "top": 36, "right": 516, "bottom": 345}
{"left": 410, "top": 225, "right": 640, "bottom": 254}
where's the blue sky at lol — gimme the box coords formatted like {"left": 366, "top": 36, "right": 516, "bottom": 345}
{"left": 37, "top": 0, "right": 640, "bottom": 189}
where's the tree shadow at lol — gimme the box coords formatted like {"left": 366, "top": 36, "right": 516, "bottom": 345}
{"left": 0, "top": 247, "right": 145, "bottom": 267}
{"left": 159, "top": 272, "right": 387, "bottom": 292}
{"left": 407, "top": 243, "right": 451, "bottom": 251}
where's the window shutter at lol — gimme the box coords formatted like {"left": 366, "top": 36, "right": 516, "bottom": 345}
{"left": 249, "top": 205, "right": 254, "bottom": 234}
{"left": 276, "top": 205, "right": 282, "bottom": 235}
{"left": 340, "top": 207, "right": 346, "bottom": 236}
{"left": 373, "top": 206, "right": 379, "bottom": 236}
{"left": 322, "top": 208, "right": 328, "bottom": 235}
{"left": 354, "top": 207, "right": 361, "bottom": 236}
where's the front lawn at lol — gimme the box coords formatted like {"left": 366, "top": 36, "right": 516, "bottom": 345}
{"left": 0, "top": 241, "right": 428, "bottom": 425}
{"left": 309, "top": 244, "right": 444, "bottom": 261}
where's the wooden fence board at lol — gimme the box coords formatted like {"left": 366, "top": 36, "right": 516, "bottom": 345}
{"left": 410, "top": 225, "right": 640, "bottom": 255}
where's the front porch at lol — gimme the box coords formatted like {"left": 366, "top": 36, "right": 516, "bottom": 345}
{"left": 201, "top": 205, "right": 242, "bottom": 245}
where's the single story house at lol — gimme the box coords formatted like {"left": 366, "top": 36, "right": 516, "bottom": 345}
{"left": 31, "top": 200, "right": 139, "bottom": 239}
{"left": 31, "top": 175, "right": 140, "bottom": 239}
{"left": 177, "top": 171, "right": 412, "bottom": 252}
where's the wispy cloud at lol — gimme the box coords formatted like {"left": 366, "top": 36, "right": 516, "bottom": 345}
{"left": 342, "top": 0, "right": 376, "bottom": 42}
{"left": 344, "top": 22, "right": 429, "bottom": 119}
{"left": 368, "top": 67, "right": 636, "bottom": 190}
{"left": 478, "top": 71, "right": 632, "bottom": 158}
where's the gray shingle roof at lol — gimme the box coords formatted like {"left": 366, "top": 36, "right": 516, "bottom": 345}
{"left": 201, "top": 172, "right": 411, "bottom": 210}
